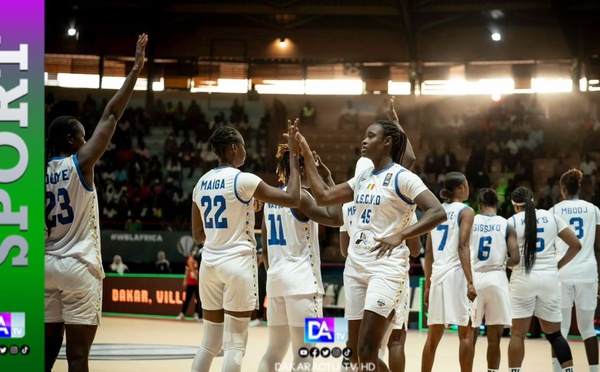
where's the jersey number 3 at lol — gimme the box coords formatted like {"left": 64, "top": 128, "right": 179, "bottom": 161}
{"left": 201, "top": 195, "right": 228, "bottom": 229}
{"left": 45, "top": 188, "right": 74, "bottom": 228}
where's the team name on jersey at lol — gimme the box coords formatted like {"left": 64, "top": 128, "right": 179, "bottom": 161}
{"left": 45, "top": 169, "right": 70, "bottom": 185}
{"left": 200, "top": 179, "right": 226, "bottom": 190}
{"left": 355, "top": 193, "right": 381, "bottom": 205}
{"left": 518, "top": 216, "right": 549, "bottom": 225}
{"left": 560, "top": 206, "right": 589, "bottom": 214}
{"left": 473, "top": 223, "right": 502, "bottom": 233}
{"left": 266, "top": 203, "right": 283, "bottom": 209}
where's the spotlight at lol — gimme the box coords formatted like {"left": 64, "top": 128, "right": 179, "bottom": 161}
{"left": 278, "top": 37, "right": 288, "bottom": 47}
{"left": 491, "top": 93, "right": 502, "bottom": 102}
{"left": 491, "top": 32, "right": 501, "bottom": 41}
{"left": 68, "top": 27, "right": 77, "bottom": 37}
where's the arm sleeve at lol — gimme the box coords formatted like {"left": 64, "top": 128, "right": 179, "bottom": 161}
{"left": 554, "top": 214, "right": 569, "bottom": 233}
{"left": 397, "top": 171, "right": 429, "bottom": 201}
{"left": 236, "top": 172, "right": 262, "bottom": 202}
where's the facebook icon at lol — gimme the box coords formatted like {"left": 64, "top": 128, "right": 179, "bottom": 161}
{"left": 304, "top": 317, "right": 348, "bottom": 343}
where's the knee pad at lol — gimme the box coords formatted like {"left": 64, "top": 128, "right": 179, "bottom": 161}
{"left": 201, "top": 319, "right": 224, "bottom": 356}
{"left": 223, "top": 314, "right": 250, "bottom": 365}
{"left": 576, "top": 308, "right": 597, "bottom": 340}
{"left": 546, "top": 331, "right": 572, "bottom": 365}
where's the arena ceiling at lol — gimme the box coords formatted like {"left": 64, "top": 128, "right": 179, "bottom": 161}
{"left": 46, "top": 0, "right": 600, "bottom": 65}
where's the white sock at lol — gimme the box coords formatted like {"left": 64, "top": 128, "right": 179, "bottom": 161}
{"left": 589, "top": 365, "right": 598, "bottom": 372}
{"left": 191, "top": 319, "right": 224, "bottom": 372}
{"left": 553, "top": 358, "right": 562, "bottom": 372}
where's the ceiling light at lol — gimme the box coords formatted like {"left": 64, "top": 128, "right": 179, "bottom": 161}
{"left": 491, "top": 33, "right": 501, "bottom": 41}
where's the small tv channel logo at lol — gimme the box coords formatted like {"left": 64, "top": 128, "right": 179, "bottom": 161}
{"left": 0, "top": 313, "right": 26, "bottom": 339}
{"left": 304, "top": 317, "right": 348, "bottom": 343}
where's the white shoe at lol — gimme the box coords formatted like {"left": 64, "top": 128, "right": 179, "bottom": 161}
{"left": 194, "top": 313, "right": 203, "bottom": 322}
{"left": 177, "top": 313, "right": 185, "bottom": 321}
{"left": 249, "top": 319, "right": 262, "bottom": 327}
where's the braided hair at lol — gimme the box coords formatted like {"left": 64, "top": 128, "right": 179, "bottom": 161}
{"left": 208, "top": 126, "right": 241, "bottom": 161}
{"left": 46, "top": 116, "right": 81, "bottom": 163}
{"left": 477, "top": 188, "right": 499, "bottom": 210}
{"left": 374, "top": 120, "right": 408, "bottom": 165}
{"left": 439, "top": 172, "right": 466, "bottom": 201}
{"left": 275, "top": 143, "right": 305, "bottom": 184}
{"left": 511, "top": 186, "right": 536, "bottom": 273}
{"left": 559, "top": 168, "right": 583, "bottom": 197}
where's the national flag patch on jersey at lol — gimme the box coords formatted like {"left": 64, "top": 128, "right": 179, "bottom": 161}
{"left": 366, "top": 183, "right": 375, "bottom": 190}
{"left": 383, "top": 173, "right": 392, "bottom": 186}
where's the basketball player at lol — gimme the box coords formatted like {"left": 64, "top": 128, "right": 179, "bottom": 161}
{"left": 550, "top": 169, "right": 600, "bottom": 372}
{"left": 44, "top": 34, "right": 147, "bottom": 372}
{"left": 507, "top": 187, "right": 581, "bottom": 372}
{"left": 422, "top": 172, "right": 477, "bottom": 372}
{"left": 338, "top": 96, "right": 419, "bottom": 372}
{"left": 470, "top": 188, "right": 520, "bottom": 372}
{"left": 296, "top": 121, "right": 447, "bottom": 371}
{"left": 190, "top": 120, "right": 302, "bottom": 372}
{"left": 257, "top": 145, "right": 343, "bottom": 372}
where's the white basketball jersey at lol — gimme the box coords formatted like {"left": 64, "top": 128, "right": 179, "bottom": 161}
{"left": 430, "top": 202, "right": 470, "bottom": 284}
{"left": 340, "top": 202, "right": 357, "bottom": 235}
{"left": 551, "top": 199, "right": 600, "bottom": 282}
{"left": 508, "top": 209, "right": 568, "bottom": 274}
{"left": 347, "top": 163, "right": 428, "bottom": 275}
{"left": 45, "top": 155, "right": 103, "bottom": 277}
{"left": 470, "top": 214, "right": 509, "bottom": 272}
{"left": 192, "top": 167, "right": 261, "bottom": 265}
{"left": 265, "top": 188, "right": 324, "bottom": 297}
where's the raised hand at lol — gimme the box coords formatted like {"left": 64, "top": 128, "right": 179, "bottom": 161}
{"left": 134, "top": 33, "right": 148, "bottom": 71}
{"left": 284, "top": 118, "right": 300, "bottom": 155}
{"left": 313, "top": 151, "right": 331, "bottom": 181}
{"left": 386, "top": 95, "right": 399, "bottom": 123}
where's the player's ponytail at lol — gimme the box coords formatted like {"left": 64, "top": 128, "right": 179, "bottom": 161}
{"left": 559, "top": 168, "right": 583, "bottom": 197}
{"left": 376, "top": 120, "right": 407, "bottom": 165}
{"left": 477, "top": 188, "right": 499, "bottom": 210}
{"left": 512, "top": 186, "right": 536, "bottom": 273}
{"left": 439, "top": 172, "right": 466, "bottom": 201}
{"left": 275, "top": 143, "right": 304, "bottom": 183}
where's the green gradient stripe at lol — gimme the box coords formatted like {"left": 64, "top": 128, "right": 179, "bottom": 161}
{"left": 0, "top": 2, "right": 44, "bottom": 370}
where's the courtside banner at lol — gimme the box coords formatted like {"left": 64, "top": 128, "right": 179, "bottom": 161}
{"left": 0, "top": 1, "right": 44, "bottom": 370}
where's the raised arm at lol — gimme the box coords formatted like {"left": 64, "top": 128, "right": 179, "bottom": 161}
{"left": 457, "top": 207, "right": 476, "bottom": 301}
{"left": 254, "top": 119, "right": 301, "bottom": 208}
{"left": 386, "top": 96, "right": 416, "bottom": 170}
{"left": 78, "top": 34, "right": 148, "bottom": 174}
{"left": 294, "top": 189, "right": 343, "bottom": 227}
{"left": 296, "top": 131, "right": 354, "bottom": 206}
{"left": 506, "top": 224, "right": 520, "bottom": 269}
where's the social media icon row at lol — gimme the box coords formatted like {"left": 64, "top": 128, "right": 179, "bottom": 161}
{"left": 0, "top": 344, "right": 30, "bottom": 355}
{"left": 298, "top": 347, "right": 352, "bottom": 358}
